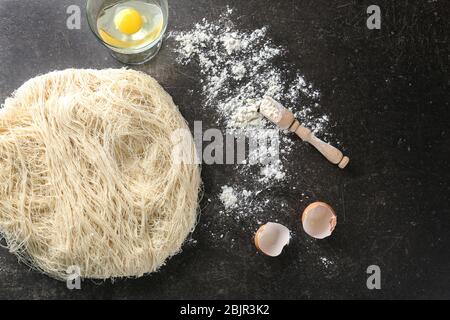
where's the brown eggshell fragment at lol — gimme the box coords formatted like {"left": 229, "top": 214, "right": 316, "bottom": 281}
{"left": 254, "top": 222, "right": 291, "bottom": 257}
{"left": 302, "top": 202, "right": 337, "bottom": 239}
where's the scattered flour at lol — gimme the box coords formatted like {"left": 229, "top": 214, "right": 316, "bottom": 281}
{"left": 219, "top": 186, "right": 254, "bottom": 217}
{"left": 219, "top": 186, "right": 238, "bottom": 209}
{"left": 231, "top": 63, "right": 246, "bottom": 80}
{"left": 173, "top": 8, "right": 332, "bottom": 233}
{"left": 173, "top": 8, "right": 324, "bottom": 132}
{"left": 320, "top": 257, "right": 335, "bottom": 269}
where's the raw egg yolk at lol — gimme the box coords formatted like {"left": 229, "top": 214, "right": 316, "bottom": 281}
{"left": 114, "top": 8, "right": 143, "bottom": 35}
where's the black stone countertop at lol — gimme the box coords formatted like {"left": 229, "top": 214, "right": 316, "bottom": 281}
{"left": 0, "top": 0, "right": 448, "bottom": 299}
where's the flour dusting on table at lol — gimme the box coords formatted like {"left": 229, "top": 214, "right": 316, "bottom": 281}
{"left": 172, "top": 8, "right": 332, "bottom": 236}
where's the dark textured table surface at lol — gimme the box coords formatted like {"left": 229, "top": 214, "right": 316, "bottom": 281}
{"left": 0, "top": 0, "right": 448, "bottom": 300}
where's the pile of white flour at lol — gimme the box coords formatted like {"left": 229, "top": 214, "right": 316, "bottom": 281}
{"left": 172, "top": 8, "right": 332, "bottom": 233}
{"left": 174, "top": 8, "right": 324, "bottom": 132}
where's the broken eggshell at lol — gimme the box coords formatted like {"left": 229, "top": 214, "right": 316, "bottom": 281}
{"left": 254, "top": 222, "right": 291, "bottom": 257}
{"left": 302, "top": 202, "right": 337, "bottom": 239}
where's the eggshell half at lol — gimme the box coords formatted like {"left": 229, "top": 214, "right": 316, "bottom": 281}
{"left": 254, "top": 222, "right": 291, "bottom": 257}
{"left": 302, "top": 202, "right": 337, "bottom": 239}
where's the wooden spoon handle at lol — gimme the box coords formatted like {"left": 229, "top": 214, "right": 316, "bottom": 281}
{"left": 293, "top": 121, "right": 350, "bottom": 169}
